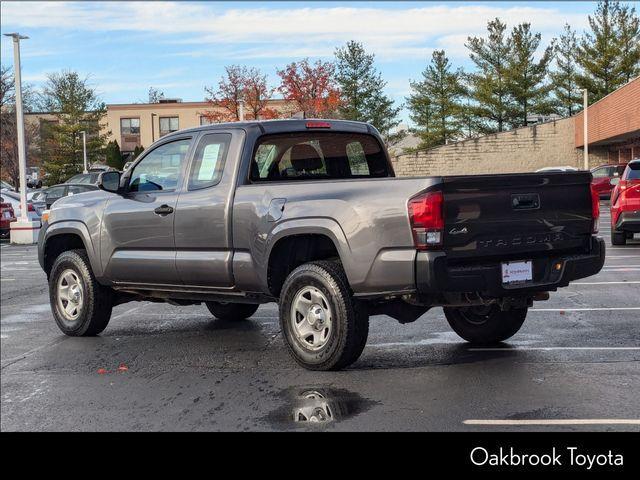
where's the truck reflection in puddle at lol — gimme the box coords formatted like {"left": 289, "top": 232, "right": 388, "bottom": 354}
{"left": 267, "top": 386, "right": 377, "bottom": 428}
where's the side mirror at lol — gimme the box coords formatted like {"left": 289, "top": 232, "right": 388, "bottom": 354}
{"left": 98, "top": 171, "right": 121, "bottom": 193}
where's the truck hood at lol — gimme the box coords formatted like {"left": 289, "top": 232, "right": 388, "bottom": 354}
{"left": 47, "top": 189, "right": 113, "bottom": 226}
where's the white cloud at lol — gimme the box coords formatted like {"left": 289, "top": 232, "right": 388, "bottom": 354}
{"left": 1, "top": 2, "right": 588, "bottom": 60}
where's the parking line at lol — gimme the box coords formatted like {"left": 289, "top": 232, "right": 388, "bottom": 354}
{"left": 463, "top": 419, "right": 640, "bottom": 426}
{"left": 469, "top": 347, "right": 640, "bottom": 351}
{"left": 530, "top": 307, "right": 640, "bottom": 311}
{"left": 0, "top": 278, "right": 16, "bottom": 282}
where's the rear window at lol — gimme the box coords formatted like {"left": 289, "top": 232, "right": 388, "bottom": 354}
{"left": 625, "top": 161, "right": 640, "bottom": 180}
{"left": 250, "top": 132, "right": 390, "bottom": 182}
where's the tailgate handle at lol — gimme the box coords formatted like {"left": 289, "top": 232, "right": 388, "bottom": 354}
{"left": 511, "top": 193, "right": 540, "bottom": 210}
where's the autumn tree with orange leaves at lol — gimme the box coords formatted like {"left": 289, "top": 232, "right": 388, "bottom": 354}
{"left": 203, "top": 66, "right": 279, "bottom": 122}
{"left": 277, "top": 59, "right": 341, "bottom": 118}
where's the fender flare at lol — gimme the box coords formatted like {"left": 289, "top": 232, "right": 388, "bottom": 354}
{"left": 41, "top": 220, "right": 102, "bottom": 277}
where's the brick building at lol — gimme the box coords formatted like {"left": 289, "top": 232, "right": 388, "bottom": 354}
{"left": 392, "top": 76, "right": 640, "bottom": 177}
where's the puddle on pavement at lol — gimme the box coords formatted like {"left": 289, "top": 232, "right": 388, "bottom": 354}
{"left": 265, "top": 386, "right": 377, "bottom": 428}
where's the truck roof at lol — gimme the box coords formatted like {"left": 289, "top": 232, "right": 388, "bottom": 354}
{"left": 163, "top": 118, "right": 376, "bottom": 139}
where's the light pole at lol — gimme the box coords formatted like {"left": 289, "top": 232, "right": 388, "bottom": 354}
{"left": 238, "top": 98, "right": 245, "bottom": 122}
{"left": 79, "top": 130, "right": 88, "bottom": 173}
{"left": 581, "top": 88, "right": 589, "bottom": 170}
{"left": 4, "top": 33, "right": 29, "bottom": 223}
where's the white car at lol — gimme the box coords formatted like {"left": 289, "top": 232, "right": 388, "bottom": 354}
{"left": 535, "top": 166, "right": 579, "bottom": 173}
{"left": 0, "top": 190, "right": 41, "bottom": 222}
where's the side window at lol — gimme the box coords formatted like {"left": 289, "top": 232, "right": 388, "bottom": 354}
{"left": 129, "top": 139, "right": 191, "bottom": 192}
{"left": 46, "top": 186, "right": 65, "bottom": 199}
{"left": 591, "top": 167, "right": 609, "bottom": 178}
{"left": 187, "top": 133, "right": 231, "bottom": 190}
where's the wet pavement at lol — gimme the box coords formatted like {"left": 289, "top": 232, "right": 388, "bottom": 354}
{"left": 1, "top": 203, "right": 639, "bottom": 431}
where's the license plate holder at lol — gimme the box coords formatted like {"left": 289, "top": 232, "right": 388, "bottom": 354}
{"left": 501, "top": 260, "right": 533, "bottom": 284}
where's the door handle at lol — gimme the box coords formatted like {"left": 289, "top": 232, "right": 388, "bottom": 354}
{"left": 154, "top": 204, "right": 174, "bottom": 216}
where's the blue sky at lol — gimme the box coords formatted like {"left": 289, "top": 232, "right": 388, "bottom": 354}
{"left": 0, "top": 1, "right": 607, "bottom": 122}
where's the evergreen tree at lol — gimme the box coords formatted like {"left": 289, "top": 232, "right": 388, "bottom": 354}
{"left": 576, "top": 0, "right": 639, "bottom": 102}
{"left": 550, "top": 24, "right": 582, "bottom": 117}
{"left": 507, "top": 23, "right": 555, "bottom": 127}
{"left": 616, "top": 2, "right": 640, "bottom": 83}
{"left": 105, "top": 140, "right": 123, "bottom": 170}
{"left": 465, "top": 18, "right": 514, "bottom": 133}
{"left": 132, "top": 145, "right": 144, "bottom": 160}
{"left": 407, "top": 50, "right": 465, "bottom": 150}
{"left": 334, "top": 41, "right": 404, "bottom": 145}
{"left": 39, "top": 70, "right": 109, "bottom": 184}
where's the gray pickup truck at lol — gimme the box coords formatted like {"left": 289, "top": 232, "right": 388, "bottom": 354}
{"left": 38, "top": 119, "right": 605, "bottom": 370}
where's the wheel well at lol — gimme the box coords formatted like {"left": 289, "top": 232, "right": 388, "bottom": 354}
{"left": 43, "top": 233, "right": 86, "bottom": 276}
{"left": 267, "top": 234, "right": 340, "bottom": 297}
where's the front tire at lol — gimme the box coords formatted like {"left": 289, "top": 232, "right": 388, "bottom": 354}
{"left": 444, "top": 305, "right": 527, "bottom": 344}
{"left": 49, "top": 249, "right": 113, "bottom": 336}
{"left": 279, "top": 260, "right": 369, "bottom": 371}
{"left": 205, "top": 302, "right": 259, "bottom": 321}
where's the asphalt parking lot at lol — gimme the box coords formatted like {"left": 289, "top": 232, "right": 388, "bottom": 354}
{"left": 1, "top": 202, "right": 639, "bottom": 431}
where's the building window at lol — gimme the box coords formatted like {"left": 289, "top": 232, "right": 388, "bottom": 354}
{"left": 200, "top": 116, "right": 213, "bottom": 126}
{"left": 120, "top": 118, "right": 140, "bottom": 135}
{"left": 159, "top": 116, "right": 179, "bottom": 137}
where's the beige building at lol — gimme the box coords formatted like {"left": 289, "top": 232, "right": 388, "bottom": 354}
{"left": 104, "top": 98, "right": 295, "bottom": 155}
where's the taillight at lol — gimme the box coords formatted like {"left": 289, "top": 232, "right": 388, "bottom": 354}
{"left": 408, "top": 191, "right": 444, "bottom": 249}
{"left": 590, "top": 184, "right": 600, "bottom": 233}
{"left": 28, "top": 203, "right": 35, "bottom": 212}
{"left": 305, "top": 121, "right": 331, "bottom": 129}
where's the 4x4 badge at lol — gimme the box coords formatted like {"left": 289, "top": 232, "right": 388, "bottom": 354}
{"left": 449, "top": 227, "right": 468, "bottom": 235}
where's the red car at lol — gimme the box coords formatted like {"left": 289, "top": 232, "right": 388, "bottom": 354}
{"left": 610, "top": 159, "right": 640, "bottom": 245}
{"left": 591, "top": 163, "right": 627, "bottom": 198}
{"left": 1, "top": 195, "right": 16, "bottom": 239}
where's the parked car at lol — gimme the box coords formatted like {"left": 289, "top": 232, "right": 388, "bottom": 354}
{"left": 610, "top": 159, "right": 640, "bottom": 245}
{"left": 1, "top": 190, "right": 41, "bottom": 222}
{"left": 1, "top": 180, "right": 15, "bottom": 192}
{"left": 0, "top": 196, "right": 16, "bottom": 239}
{"left": 40, "top": 183, "right": 99, "bottom": 209}
{"left": 65, "top": 172, "right": 101, "bottom": 185}
{"left": 535, "top": 166, "right": 578, "bottom": 173}
{"left": 38, "top": 119, "right": 605, "bottom": 371}
{"left": 591, "top": 163, "right": 627, "bottom": 199}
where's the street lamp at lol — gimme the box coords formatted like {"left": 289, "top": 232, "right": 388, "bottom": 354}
{"left": 238, "top": 98, "right": 245, "bottom": 122}
{"left": 79, "top": 130, "right": 88, "bottom": 173}
{"left": 4, "top": 33, "right": 29, "bottom": 223}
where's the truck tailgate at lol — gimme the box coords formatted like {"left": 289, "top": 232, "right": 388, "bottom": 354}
{"left": 440, "top": 171, "right": 595, "bottom": 260}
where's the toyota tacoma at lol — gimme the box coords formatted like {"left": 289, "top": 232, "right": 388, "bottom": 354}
{"left": 38, "top": 119, "right": 605, "bottom": 370}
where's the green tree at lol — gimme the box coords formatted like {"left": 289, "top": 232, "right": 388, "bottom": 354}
{"left": 38, "top": 70, "right": 109, "bottom": 184}
{"left": 507, "top": 23, "right": 555, "bottom": 127}
{"left": 576, "top": 0, "right": 640, "bottom": 102}
{"left": 105, "top": 140, "right": 124, "bottom": 170}
{"left": 407, "top": 50, "right": 465, "bottom": 150}
{"left": 465, "top": 18, "right": 514, "bottom": 133}
{"left": 616, "top": 1, "right": 640, "bottom": 83}
{"left": 550, "top": 24, "right": 582, "bottom": 117}
{"left": 132, "top": 145, "right": 144, "bottom": 160}
{"left": 334, "top": 41, "right": 404, "bottom": 145}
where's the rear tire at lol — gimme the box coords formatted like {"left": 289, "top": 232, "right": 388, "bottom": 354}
{"left": 611, "top": 226, "right": 626, "bottom": 245}
{"left": 49, "top": 249, "right": 113, "bottom": 336}
{"left": 444, "top": 305, "right": 527, "bottom": 345}
{"left": 279, "top": 260, "right": 369, "bottom": 371}
{"left": 205, "top": 302, "right": 259, "bottom": 321}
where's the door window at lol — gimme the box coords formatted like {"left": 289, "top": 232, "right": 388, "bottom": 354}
{"left": 187, "top": 134, "right": 231, "bottom": 190}
{"left": 129, "top": 139, "right": 191, "bottom": 192}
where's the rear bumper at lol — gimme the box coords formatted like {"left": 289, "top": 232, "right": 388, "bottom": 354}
{"left": 615, "top": 210, "right": 640, "bottom": 233}
{"left": 416, "top": 236, "right": 605, "bottom": 297}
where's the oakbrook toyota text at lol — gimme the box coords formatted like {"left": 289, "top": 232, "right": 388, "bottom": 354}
{"left": 470, "top": 446, "right": 624, "bottom": 469}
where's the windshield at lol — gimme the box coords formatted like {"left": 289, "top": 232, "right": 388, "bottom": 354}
{"left": 66, "top": 173, "right": 99, "bottom": 184}
{"left": 625, "top": 161, "right": 640, "bottom": 180}
{"left": 250, "top": 132, "right": 390, "bottom": 182}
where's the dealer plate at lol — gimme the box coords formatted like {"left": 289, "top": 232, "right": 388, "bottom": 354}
{"left": 501, "top": 260, "right": 533, "bottom": 284}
